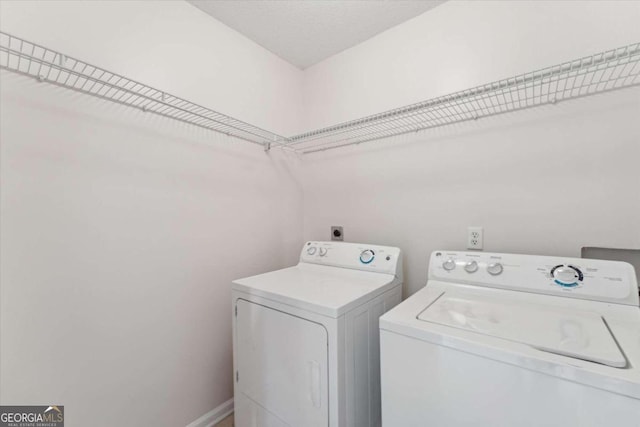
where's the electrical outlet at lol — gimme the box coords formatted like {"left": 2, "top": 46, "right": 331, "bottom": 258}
{"left": 467, "top": 226, "right": 483, "bottom": 250}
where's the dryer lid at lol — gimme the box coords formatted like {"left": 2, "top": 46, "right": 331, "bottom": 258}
{"left": 417, "top": 290, "right": 626, "bottom": 368}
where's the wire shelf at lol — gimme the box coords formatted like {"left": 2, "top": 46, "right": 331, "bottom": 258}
{"left": 1, "top": 32, "right": 638, "bottom": 155}
{"left": 0, "top": 31, "right": 285, "bottom": 148}
{"left": 287, "top": 42, "right": 640, "bottom": 154}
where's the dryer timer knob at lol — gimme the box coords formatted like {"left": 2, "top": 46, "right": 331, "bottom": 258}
{"left": 360, "top": 249, "right": 375, "bottom": 264}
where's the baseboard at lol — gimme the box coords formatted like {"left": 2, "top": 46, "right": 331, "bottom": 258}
{"left": 186, "top": 398, "right": 234, "bottom": 427}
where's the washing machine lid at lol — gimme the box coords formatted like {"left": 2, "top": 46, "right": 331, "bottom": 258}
{"left": 417, "top": 290, "right": 626, "bottom": 368}
{"left": 233, "top": 263, "right": 398, "bottom": 318}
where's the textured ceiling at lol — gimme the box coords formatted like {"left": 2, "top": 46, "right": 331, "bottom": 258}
{"left": 187, "top": 0, "right": 445, "bottom": 69}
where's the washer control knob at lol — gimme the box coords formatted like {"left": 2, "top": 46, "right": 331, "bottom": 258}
{"left": 464, "top": 261, "right": 478, "bottom": 273}
{"left": 307, "top": 246, "right": 317, "bottom": 255}
{"left": 551, "top": 265, "right": 582, "bottom": 287}
{"left": 319, "top": 247, "right": 328, "bottom": 257}
{"left": 443, "top": 259, "right": 456, "bottom": 271}
{"left": 359, "top": 249, "right": 375, "bottom": 264}
{"left": 487, "top": 262, "right": 503, "bottom": 276}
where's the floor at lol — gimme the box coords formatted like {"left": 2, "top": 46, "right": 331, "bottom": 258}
{"left": 215, "top": 414, "right": 234, "bottom": 427}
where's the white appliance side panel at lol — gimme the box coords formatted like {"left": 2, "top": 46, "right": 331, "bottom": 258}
{"left": 236, "top": 299, "right": 329, "bottom": 427}
{"left": 345, "top": 284, "right": 402, "bottom": 427}
{"left": 380, "top": 330, "right": 640, "bottom": 427}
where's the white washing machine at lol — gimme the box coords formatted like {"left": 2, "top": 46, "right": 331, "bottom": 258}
{"left": 380, "top": 250, "right": 640, "bottom": 427}
{"left": 232, "top": 241, "right": 403, "bottom": 427}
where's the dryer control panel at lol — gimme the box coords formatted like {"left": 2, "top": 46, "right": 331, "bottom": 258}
{"left": 301, "top": 241, "right": 402, "bottom": 278}
{"left": 429, "top": 250, "right": 639, "bottom": 306}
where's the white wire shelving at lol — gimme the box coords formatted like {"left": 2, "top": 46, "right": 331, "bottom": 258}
{"left": 1, "top": 31, "right": 639, "bottom": 155}
{"left": 0, "top": 31, "right": 285, "bottom": 149}
{"left": 286, "top": 42, "right": 640, "bottom": 154}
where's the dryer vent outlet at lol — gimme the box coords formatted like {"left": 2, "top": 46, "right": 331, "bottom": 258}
{"left": 331, "top": 226, "right": 344, "bottom": 241}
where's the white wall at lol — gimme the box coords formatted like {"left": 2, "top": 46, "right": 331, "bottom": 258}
{"left": 300, "top": 0, "right": 640, "bottom": 296}
{"left": 0, "top": 1, "right": 303, "bottom": 426}
{"left": 2, "top": 1, "right": 640, "bottom": 425}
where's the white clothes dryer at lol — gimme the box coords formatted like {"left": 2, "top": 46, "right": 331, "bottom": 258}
{"left": 233, "top": 241, "right": 403, "bottom": 427}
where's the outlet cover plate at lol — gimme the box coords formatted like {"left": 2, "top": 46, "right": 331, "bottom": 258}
{"left": 467, "top": 226, "right": 483, "bottom": 250}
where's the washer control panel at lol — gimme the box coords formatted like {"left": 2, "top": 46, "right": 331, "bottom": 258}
{"left": 429, "top": 250, "right": 638, "bottom": 306}
{"left": 301, "top": 241, "right": 402, "bottom": 276}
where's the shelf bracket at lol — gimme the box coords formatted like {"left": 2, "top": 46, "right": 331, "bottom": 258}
{"left": 265, "top": 135, "right": 279, "bottom": 152}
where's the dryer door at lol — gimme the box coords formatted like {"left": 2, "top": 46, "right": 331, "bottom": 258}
{"left": 235, "top": 299, "right": 329, "bottom": 427}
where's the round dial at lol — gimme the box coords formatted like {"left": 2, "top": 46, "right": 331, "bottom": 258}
{"left": 487, "top": 262, "right": 503, "bottom": 276}
{"left": 442, "top": 259, "right": 456, "bottom": 271}
{"left": 551, "top": 265, "right": 583, "bottom": 287}
{"left": 359, "top": 249, "right": 375, "bottom": 264}
{"left": 307, "top": 246, "right": 317, "bottom": 255}
{"left": 464, "top": 261, "right": 478, "bottom": 273}
{"left": 319, "top": 247, "right": 328, "bottom": 257}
